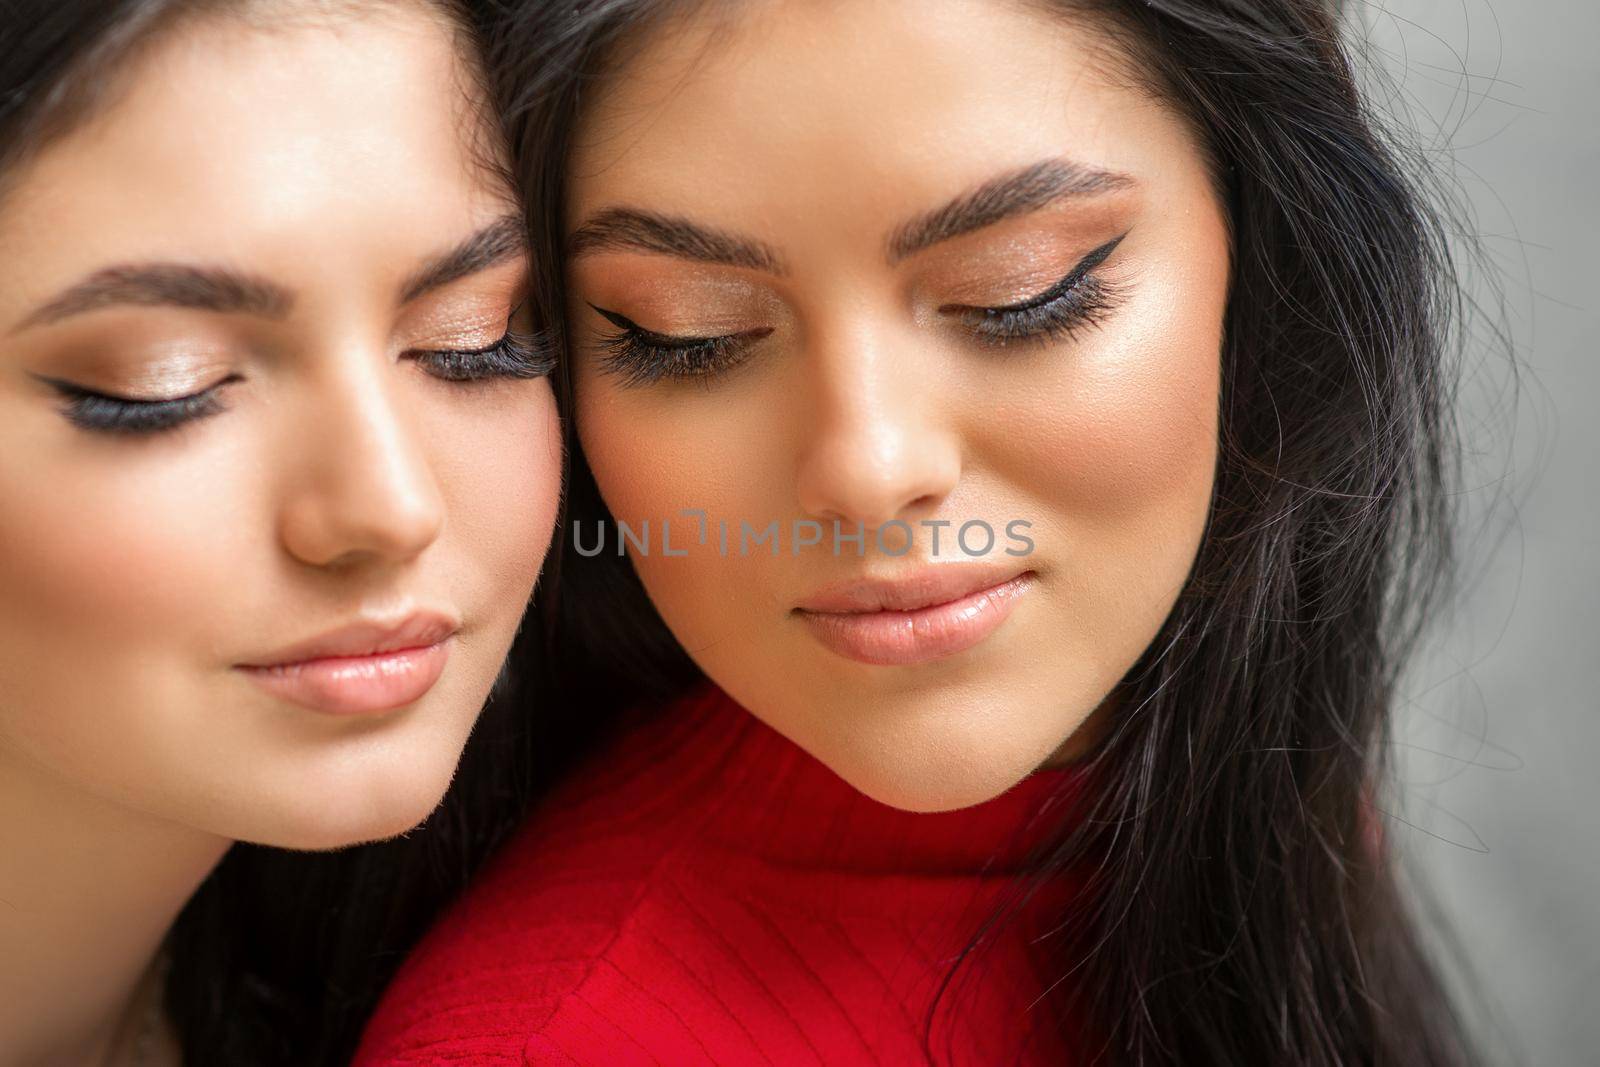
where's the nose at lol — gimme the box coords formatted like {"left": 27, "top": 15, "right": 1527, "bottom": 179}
{"left": 277, "top": 359, "right": 445, "bottom": 570}
{"left": 792, "top": 324, "right": 961, "bottom": 530}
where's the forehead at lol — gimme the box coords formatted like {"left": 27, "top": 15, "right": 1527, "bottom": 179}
{"left": 0, "top": 8, "right": 505, "bottom": 298}
{"left": 568, "top": 0, "right": 1196, "bottom": 225}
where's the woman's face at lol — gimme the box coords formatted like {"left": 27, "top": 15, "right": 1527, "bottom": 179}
{"left": 0, "top": 7, "right": 559, "bottom": 848}
{"left": 567, "top": 0, "right": 1229, "bottom": 811}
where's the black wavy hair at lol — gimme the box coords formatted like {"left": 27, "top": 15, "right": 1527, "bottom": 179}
{"left": 481, "top": 0, "right": 1484, "bottom": 1063}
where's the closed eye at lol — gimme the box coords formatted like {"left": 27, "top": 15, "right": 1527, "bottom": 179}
{"left": 587, "top": 303, "right": 770, "bottom": 387}
{"left": 407, "top": 329, "right": 555, "bottom": 382}
{"left": 36, "top": 374, "right": 239, "bottom": 435}
{"left": 406, "top": 301, "right": 556, "bottom": 383}
{"left": 940, "top": 232, "right": 1128, "bottom": 347}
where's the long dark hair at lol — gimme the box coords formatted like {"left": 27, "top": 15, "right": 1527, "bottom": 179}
{"left": 0, "top": 4, "right": 556, "bottom": 1064}
{"left": 486, "top": 0, "right": 1481, "bottom": 1063}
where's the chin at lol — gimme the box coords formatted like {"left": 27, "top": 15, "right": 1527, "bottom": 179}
{"left": 844, "top": 772, "right": 1019, "bottom": 814}
{"left": 803, "top": 708, "right": 1059, "bottom": 814}
{"left": 265, "top": 787, "right": 452, "bottom": 852}
{"left": 237, "top": 745, "right": 463, "bottom": 852}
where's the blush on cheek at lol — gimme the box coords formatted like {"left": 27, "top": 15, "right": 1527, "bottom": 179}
{"left": 0, "top": 459, "right": 253, "bottom": 662}
{"left": 0, "top": 451, "right": 258, "bottom": 803}
{"left": 1021, "top": 231, "right": 1229, "bottom": 527}
{"left": 1024, "top": 355, "right": 1218, "bottom": 545}
{"left": 1095, "top": 358, "right": 1214, "bottom": 500}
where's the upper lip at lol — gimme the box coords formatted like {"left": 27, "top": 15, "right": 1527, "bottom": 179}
{"left": 794, "top": 565, "right": 1033, "bottom": 614}
{"left": 237, "top": 609, "right": 460, "bottom": 669}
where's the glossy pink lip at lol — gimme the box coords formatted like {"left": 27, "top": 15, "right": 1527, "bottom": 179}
{"left": 793, "top": 568, "right": 1036, "bottom": 666}
{"left": 236, "top": 611, "right": 460, "bottom": 716}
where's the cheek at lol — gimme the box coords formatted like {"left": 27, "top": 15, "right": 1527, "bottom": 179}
{"left": 1000, "top": 257, "right": 1226, "bottom": 615}
{"left": 574, "top": 381, "right": 774, "bottom": 643}
{"left": 0, "top": 428, "right": 270, "bottom": 805}
{"left": 0, "top": 435, "right": 262, "bottom": 680}
{"left": 575, "top": 355, "right": 803, "bottom": 527}
{"left": 427, "top": 380, "right": 562, "bottom": 617}
{"left": 576, "top": 378, "right": 700, "bottom": 518}
{"left": 1041, "top": 324, "right": 1219, "bottom": 534}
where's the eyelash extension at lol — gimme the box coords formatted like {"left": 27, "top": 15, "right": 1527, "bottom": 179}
{"left": 411, "top": 324, "right": 557, "bottom": 383}
{"left": 947, "top": 232, "right": 1129, "bottom": 348}
{"left": 43, "top": 376, "right": 239, "bottom": 436}
{"left": 43, "top": 323, "right": 553, "bottom": 438}
{"left": 588, "top": 302, "right": 770, "bottom": 388}
{"left": 587, "top": 232, "right": 1129, "bottom": 384}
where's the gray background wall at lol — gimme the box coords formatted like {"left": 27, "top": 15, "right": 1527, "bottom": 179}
{"left": 1355, "top": 2, "right": 1598, "bottom": 1064}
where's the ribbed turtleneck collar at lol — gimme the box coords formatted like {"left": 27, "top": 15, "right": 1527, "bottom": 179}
{"left": 605, "top": 680, "right": 1089, "bottom": 878}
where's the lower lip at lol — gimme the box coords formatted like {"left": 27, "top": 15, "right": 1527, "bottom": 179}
{"left": 238, "top": 638, "right": 452, "bottom": 716}
{"left": 797, "top": 573, "right": 1036, "bottom": 666}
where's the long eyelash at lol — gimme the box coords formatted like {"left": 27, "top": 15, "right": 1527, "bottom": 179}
{"left": 585, "top": 233, "right": 1128, "bottom": 380}
{"left": 42, "top": 326, "right": 551, "bottom": 438}
{"left": 414, "top": 326, "right": 557, "bottom": 382}
{"left": 46, "top": 378, "right": 235, "bottom": 436}
{"left": 589, "top": 304, "right": 764, "bottom": 387}
{"left": 961, "top": 274, "right": 1125, "bottom": 347}
{"left": 41, "top": 317, "right": 551, "bottom": 437}
{"left": 952, "top": 233, "right": 1129, "bottom": 348}
{"left": 596, "top": 330, "right": 751, "bottom": 387}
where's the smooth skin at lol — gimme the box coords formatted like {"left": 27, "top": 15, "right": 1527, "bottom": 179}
{"left": 0, "top": 6, "right": 559, "bottom": 1065}
{"left": 567, "top": 0, "right": 1229, "bottom": 812}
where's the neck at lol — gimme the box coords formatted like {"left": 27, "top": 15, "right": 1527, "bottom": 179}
{"left": 0, "top": 750, "right": 229, "bottom": 1067}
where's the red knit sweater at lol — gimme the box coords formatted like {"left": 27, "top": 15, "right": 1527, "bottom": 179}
{"left": 355, "top": 683, "right": 1090, "bottom": 1065}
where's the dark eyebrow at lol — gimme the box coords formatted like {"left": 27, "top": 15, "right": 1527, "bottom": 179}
{"left": 11, "top": 216, "right": 529, "bottom": 335}
{"left": 887, "top": 158, "right": 1136, "bottom": 263}
{"left": 14, "top": 264, "right": 292, "bottom": 332}
{"left": 568, "top": 208, "right": 785, "bottom": 275}
{"left": 399, "top": 214, "right": 528, "bottom": 303}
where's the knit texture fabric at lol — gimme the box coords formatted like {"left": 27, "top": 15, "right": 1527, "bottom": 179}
{"left": 355, "top": 682, "right": 1089, "bottom": 1065}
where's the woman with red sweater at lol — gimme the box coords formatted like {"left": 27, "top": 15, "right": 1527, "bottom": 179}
{"left": 358, "top": 0, "right": 1480, "bottom": 1063}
